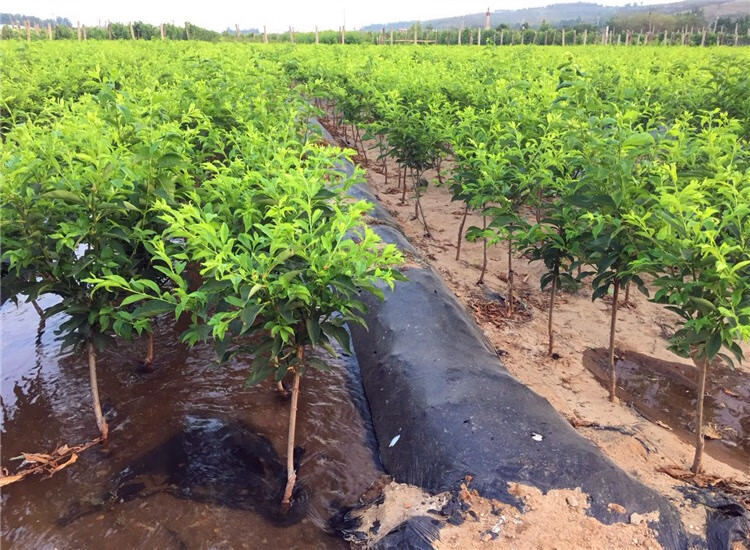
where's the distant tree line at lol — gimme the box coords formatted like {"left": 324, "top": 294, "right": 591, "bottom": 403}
{"left": 0, "top": 13, "right": 71, "bottom": 27}
{"left": 2, "top": 10, "right": 748, "bottom": 46}
{"left": 1, "top": 19, "right": 222, "bottom": 41}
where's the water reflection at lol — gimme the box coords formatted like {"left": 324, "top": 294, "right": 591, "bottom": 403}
{"left": 1, "top": 298, "right": 381, "bottom": 549}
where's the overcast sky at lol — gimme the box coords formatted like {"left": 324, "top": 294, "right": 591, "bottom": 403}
{"left": 7, "top": 1, "right": 683, "bottom": 33}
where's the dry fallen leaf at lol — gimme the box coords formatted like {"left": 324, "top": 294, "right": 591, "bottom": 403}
{"left": 54, "top": 445, "right": 71, "bottom": 456}
{"left": 0, "top": 474, "right": 25, "bottom": 487}
{"left": 0, "top": 437, "right": 101, "bottom": 487}
{"left": 49, "top": 453, "right": 78, "bottom": 475}
{"left": 21, "top": 453, "right": 53, "bottom": 463}
{"left": 703, "top": 425, "right": 722, "bottom": 440}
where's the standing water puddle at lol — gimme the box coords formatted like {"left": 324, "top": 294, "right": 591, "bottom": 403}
{"left": 583, "top": 348, "right": 750, "bottom": 473}
{"left": 1, "top": 296, "right": 382, "bottom": 549}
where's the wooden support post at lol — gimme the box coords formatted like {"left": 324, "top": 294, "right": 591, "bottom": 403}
{"left": 236, "top": 24, "right": 241, "bottom": 40}
{"left": 25, "top": 20, "right": 30, "bottom": 42}
{"left": 583, "top": 28, "right": 587, "bottom": 45}
{"left": 544, "top": 30, "right": 548, "bottom": 45}
{"left": 499, "top": 29, "right": 503, "bottom": 45}
{"left": 185, "top": 21, "right": 190, "bottom": 40}
{"left": 108, "top": 22, "right": 113, "bottom": 40}
{"left": 341, "top": 25, "right": 345, "bottom": 45}
{"left": 83, "top": 25, "right": 87, "bottom": 40}
{"left": 161, "top": 23, "right": 165, "bottom": 40}
{"left": 562, "top": 28, "right": 565, "bottom": 46}
{"left": 617, "top": 32, "right": 621, "bottom": 45}
{"left": 625, "top": 29, "right": 630, "bottom": 45}
{"left": 573, "top": 29, "right": 577, "bottom": 44}
{"left": 602, "top": 26, "right": 609, "bottom": 45}
{"left": 390, "top": 29, "right": 394, "bottom": 45}
{"left": 47, "top": 23, "right": 53, "bottom": 40}
{"left": 413, "top": 26, "right": 417, "bottom": 45}
{"left": 263, "top": 25, "right": 268, "bottom": 43}
{"left": 289, "top": 26, "right": 294, "bottom": 43}
{"left": 315, "top": 26, "right": 319, "bottom": 44}
{"left": 734, "top": 22, "right": 739, "bottom": 46}
{"left": 130, "top": 22, "right": 135, "bottom": 40}
{"left": 77, "top": 21, "right": 82, "bottom": 41}
{"left": 477, "top": 27, "right": 481, "bottom": 45}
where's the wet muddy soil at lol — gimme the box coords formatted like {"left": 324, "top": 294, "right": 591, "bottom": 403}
{"left": 583, "top": 348, "right": 750, "bottom": 473}
{"left": 1, "top": 296, "right": 382, "bottom": 549}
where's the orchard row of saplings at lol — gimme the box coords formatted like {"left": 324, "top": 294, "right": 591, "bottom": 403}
{"left": 291, "top": 48, "right": 750, "bottom": 474}
{"left": 0, "top": 42, "right": 748, "bottom": 495}
{"left": 0, "top": 43, "right": 404, "bottom": 507}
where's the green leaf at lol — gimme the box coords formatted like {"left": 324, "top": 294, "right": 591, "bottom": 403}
{"left": 705, "top": 332, "right": 722, "bottom": 360}
{"left": 321, "top": 322, "right": 351, "bottom": 354}
{"left": 131, "top": 300, "right": 175, "bottom": 318}
{"left": 245, "top": 363, "right": 273, "bottom": 387}
{"left": 120, "top": 294, "right": 145, "bottom": 307}
{"left": 306, "top": 316, "right": 321, "bottom": 346}
{"left": 240, "top": 304, "right": 263, "bottom": 334}
{"left": 308, "top": 357, "right": 331, "bottom": 372}
{"left": 43, "top": 190, "right": 85, "bottom": 205}
{"left": 688, "top": 297, "right": 717, "bottom": 315}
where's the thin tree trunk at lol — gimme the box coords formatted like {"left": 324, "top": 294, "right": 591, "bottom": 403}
{"left": 31, "top": 299, "right": 44, "bottom": 317}
{"left": 535, "top": 188, "right": 542, "bottom": 224}
{"left": 507, "top": 236, "right": 514, "bottom": 317}
{"left": 456, "top": 204, "right": 469, "bottom": 261}
{"left": 478, "top": 215, "right": 488, "bottom": 285}
{"left": 412, "top": 170, "right": 430, "bottom": 236}
{"left": 281, "top": 355, "right": 302, "bottom": 508}
{"left": 273, "top": 358, "right": 288, "bottom": 397}
{"left": 88, "top": 341, "right": 109, "bottom": 441}
{"left": 623, "top": 282, "right": 630, "bottom": 306}
{"left": 143, "top": 331, "right": 154, "bottom": 371}
{"left": 400, "top": 165, "right": 407, "bottom": 205}
{"left": 548, "top": 270, "right": 557, "bottom": 355}
{"left": 381, "top": 140, "right": 388, "bottom": 184}
{"left": 350, "top": 125, "right": 360, "bottom": 155}
{"left": 608, "top": 278, "right": 620, "bottom": 402}
{"left": 355, "top": 126, "right": 368, "bottom": 162}
{"left": 690, "top": 354, "right": 708, "bottom": 474}
{"left": 436, "top": 157, "right": 444, "bottom": 184}
{"left": 413, "top": 169, "right": 419, "bottom": 220}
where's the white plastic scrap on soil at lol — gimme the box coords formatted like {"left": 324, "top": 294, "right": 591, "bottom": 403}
{"left": 349, "top": 480, "right": 663, "bottom": 549}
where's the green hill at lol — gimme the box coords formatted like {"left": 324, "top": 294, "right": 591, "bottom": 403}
{"left": 361, "top": 1, "right": 750, "bottom": 30}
